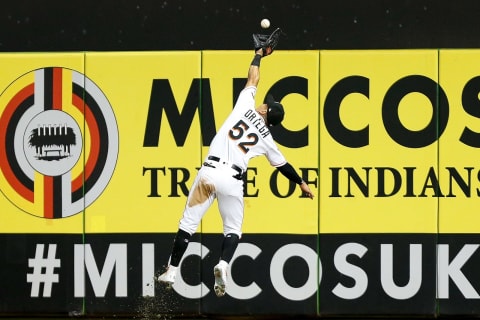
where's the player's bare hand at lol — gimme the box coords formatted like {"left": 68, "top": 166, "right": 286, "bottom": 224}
{"left": 300, "top": 182, "right": 314, "bottom": 199}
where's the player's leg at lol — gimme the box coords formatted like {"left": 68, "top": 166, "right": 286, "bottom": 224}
{"left": 213, "top": 189, "right": 244, "bottom": 297}
{"left": 212, "top": 232, "right": 240, "bottom": 296}
{"left": 220, "top": 233, "right": 240, "bottom": 263}
{"left": 158, "top": 172, "right": 216, "bottom": 287}
{"left": 157, "top": 229, "right": 191, "bottom": 286}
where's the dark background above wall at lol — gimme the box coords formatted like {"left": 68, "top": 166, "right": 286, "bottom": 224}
{"left": 1, "top": 0, "right": 480, "bottom": 52}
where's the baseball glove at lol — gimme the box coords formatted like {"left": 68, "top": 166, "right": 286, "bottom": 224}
{"left": 252, "top": 27, "right": 283, "bottom": 56}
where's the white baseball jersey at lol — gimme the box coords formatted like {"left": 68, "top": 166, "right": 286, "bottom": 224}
{"left": 178, "top": 85, "right": 286, "bottom": 237}
{"left": 207, "top": 85, "right": 287, "bottom": 170}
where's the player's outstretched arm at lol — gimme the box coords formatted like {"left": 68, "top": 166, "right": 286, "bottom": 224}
{"left": 277, "top": 162, "right": 314, "bottom": 199}
{"left": 245, "top": 49, "right": 263, "bottom": 88}
{"left": 299, "top": 181, "right": 314, "bottom": 199}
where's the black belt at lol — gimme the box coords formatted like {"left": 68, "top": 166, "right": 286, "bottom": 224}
{"left": 204, "top": 156, "right": 244, "bottom": 180}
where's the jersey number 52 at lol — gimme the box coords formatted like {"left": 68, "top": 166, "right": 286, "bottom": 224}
{"left": 229, "top": 120, "right": 259, "bottom": 154}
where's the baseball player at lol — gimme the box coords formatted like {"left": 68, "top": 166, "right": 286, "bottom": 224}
{"left": 158, "top": 44, "right": 314, "bottom": 297}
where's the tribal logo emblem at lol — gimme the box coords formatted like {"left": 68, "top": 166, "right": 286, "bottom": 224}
{"left": 0, "top": 67, "right": 118, "bottom": 218}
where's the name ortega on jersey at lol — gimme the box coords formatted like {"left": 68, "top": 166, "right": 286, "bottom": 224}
{"left": 244, "top": 109, "right": 270, "bottom": 138}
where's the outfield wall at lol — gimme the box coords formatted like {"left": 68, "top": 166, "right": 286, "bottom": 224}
{"left": 1, "top": 50, "right": 480, "bottom": 317}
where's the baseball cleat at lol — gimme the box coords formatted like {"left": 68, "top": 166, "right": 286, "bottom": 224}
{"left": 157, "top": 266, "right": 177, "bottom": 289}
{"left": 213, "top": 263, "right": 227, "bottom": 297}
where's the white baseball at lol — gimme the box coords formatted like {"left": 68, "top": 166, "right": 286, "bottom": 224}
{"left": 261, "top": 19, "right": 270, "bottom": 29}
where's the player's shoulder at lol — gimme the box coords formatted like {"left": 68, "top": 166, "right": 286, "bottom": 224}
{"left": 234, "top": 86, "right": 257, "bottom": 109}
{"left": 242, "top": 85, "right": 257, "bottom": 96}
